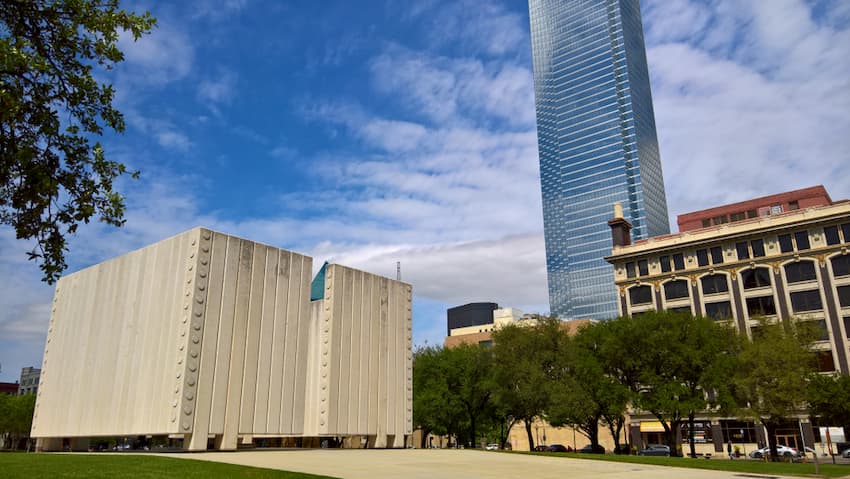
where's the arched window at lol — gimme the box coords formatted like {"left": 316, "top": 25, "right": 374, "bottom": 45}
{"left": 701, "top": 274, "right": 728, "bottom": 294}
{"left": 784, "top": 261, "right": 817, "bottom": 283}
{"left": 629, "top": 285, "right": 653, "bottom": 306}
{"left": 742, "top": 267, "right": 772, "bottom": 289}
{"left": 664, "top": 280, "right": 689, "bottom": 301}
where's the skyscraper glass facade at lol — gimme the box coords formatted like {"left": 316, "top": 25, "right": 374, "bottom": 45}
{"left": 528, "top": 0, "right": 670, "bottom": 319}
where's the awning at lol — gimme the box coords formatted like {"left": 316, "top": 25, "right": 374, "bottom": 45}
{"left": 640, "top": 421, "right": 669, "bottom": 433}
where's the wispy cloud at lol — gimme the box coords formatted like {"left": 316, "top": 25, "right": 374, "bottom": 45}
{"left": 117, "top": 22, "right": 194, "bottom": 86}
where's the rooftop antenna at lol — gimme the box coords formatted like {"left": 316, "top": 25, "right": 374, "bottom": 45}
{"left": 396, "top": 261, "right": 401, "bottom": 281}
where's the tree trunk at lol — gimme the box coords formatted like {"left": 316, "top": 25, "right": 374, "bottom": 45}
{"left": 524, "top": 419, "right": 535, "bottom": 451}
{"left": 688, "top": 412, "right": 696, "bottom": 458}
{"left": 664, "top": 420, "right": 682, "bottom": 457}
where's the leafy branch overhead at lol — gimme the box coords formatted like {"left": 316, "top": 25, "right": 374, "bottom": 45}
{"left": 0, "top": 0, "right": 155, "bottom": 283}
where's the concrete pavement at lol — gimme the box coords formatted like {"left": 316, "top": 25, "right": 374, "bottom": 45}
{"left": 161, "top": 449, "right": 804, "bottom": 479}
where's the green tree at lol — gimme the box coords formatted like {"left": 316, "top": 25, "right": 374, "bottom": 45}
{"left": 491, "top": 317, "right": 563, "bottom": 451}
{"left": 0, "top": 393, "right": 36, "bottom": 450}
{"left": 626, "top": 311, "right": 740, "bottom": 457}
{"left": 734, "top": 317, "right": 815, "bottom": 460}
{"left": 412, "top": 343, "right": 496, "bottom": 448}
{"left": 412, "top": 345, "right": 463, "bottom": 448}
{"left": 807, "top": 373, "right": 850, "bottom": 431}
{"left": 546, "top": 322, "right": 629, "bottom": 453}
{"left": 1, "top": 0, "right": 155, "bottom": 283}
{"left": 443, "top": 343, "right": 495, "bottom": 447}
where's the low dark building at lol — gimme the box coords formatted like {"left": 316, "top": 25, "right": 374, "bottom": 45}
{"left": 446, "top": 302, "right": 498, "bottom": 336}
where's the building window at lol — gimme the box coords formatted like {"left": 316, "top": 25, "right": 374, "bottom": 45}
{"left": 790, "top": 290, "right": 823, "bottom": 313}
{"left": 626, "top": 261, "right": 636, "bottom": 278}
{"left": 794, "top": 231, "right": 810, "bottom": 250}
{"left": 815, "top": 351, "right": 835, "bottom": 372}
{"left": 751, "top": 238, "right": 766, "bottom": 257}
{"left": 710, "top": 246, "right": 724, "bottom": 264}
{"left": 788, "top": 200, "right": 799, "bottom": 211}
{"left": 638, "top": 259, "right": 649, "bottom": 276}
{"left": 629, "top": 285, "right": 653, "bottom": 306}
{"left": 696, "top": 249, "right": 709, "bottom": 267}
{"left": 842, "top": 223, "right": 850, "bottom": 243}
{"left": 660, "top": 255, "right": 671, "bottom": 273}
{"left": 713, "top": 215, "right": 727, "bottom": 225}
{"left": 701, "top": 274, "right": 729, "bottom": 294}
{"left": 669, "top": 306, "right": 691, "bottom": 314}
{"left": 844, "top": 316, "right": 850, "bottom": 339}
{"left": 746, "top": 296, "right": 776, "bottom": 316}
{"left": 664, "top": 280, "right": 690, "bottom": 300}
{"left": 742, "top": 268, "right": 772, "bottom": 289}
{"left": 736, "top": 242, "right": 749, "bottom": 261}
{"left": 778, "top": 234, "right": 794, "bottom": 253}
{"left": 825, "top": 226, "right": 840, "bottom": 245}
{"left": 721, "top": 420, "right": 757, "bottom": 443}
{"left": 784, "top": 261, "right": 817, "bottom": 283}
{"left": 702, "top": 219, "right": 711, "bottom": 228}
{"left": 705, "top": 301, "right": 732, "bottom": 320}
{"left": 832, "top": 254, "right": 850, "bottom": 277}
{"left": 747, "top": 210, "right": 758, "bottom": 219}
{"left": 673, "top": 253, "right": 685, "bottom": 271}
{"left": 730, "top": 212, "right": 745, "bottom": 222}
{"left": 838, "top": 285, "right": 850, "bottom": 308}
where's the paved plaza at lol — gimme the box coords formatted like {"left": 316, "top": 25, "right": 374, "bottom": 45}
{"left": 162, "top": 449, "right": 802, "bottom": 479}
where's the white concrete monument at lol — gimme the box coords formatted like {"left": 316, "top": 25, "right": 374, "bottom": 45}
{"left": 31, "top": 228, "right": 412, "bottom": 451}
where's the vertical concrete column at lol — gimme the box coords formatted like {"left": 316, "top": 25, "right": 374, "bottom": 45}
{"left": 653, "top": 284, "right": 663, "bottom": 311}
{"left": 801, "top": 419, "right": 816, "bottom": 451}
{"left": 629, "top": 424, "right": 642, "bottom": 451}
{"left": 690, "top": 278, "right": 701, "bottom": 315}
{"left": 819, "top": 263, "right": 849, "bottom": 374}
{"left": 755, "top": 424, "right": 767, "bottom": 448}
{"left": 619, "top": 289, "right": 628, "bottom": 317}
{"left": 729, "top": 275, "right": 748, "bottom": 334}
{"left": 773, "top": 267, "right": 790, "bottom": 322}
{"left": 711, "top": 421, "right": 724, "bottom": 453}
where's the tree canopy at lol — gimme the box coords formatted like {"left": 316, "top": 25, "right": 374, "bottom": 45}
{"left": 733, "top": 317, "right": 816, "bottom": 459}
{"left": 1, "top": 0, "right": 155, "bottom": 282}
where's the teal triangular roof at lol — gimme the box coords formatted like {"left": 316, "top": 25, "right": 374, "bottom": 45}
{"left": 310, "top": 262, "right": 328, "bottom": 301}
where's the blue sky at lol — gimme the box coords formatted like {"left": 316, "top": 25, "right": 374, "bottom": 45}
{"left": 1, "top": 0, "right": 849, "bottom": 382}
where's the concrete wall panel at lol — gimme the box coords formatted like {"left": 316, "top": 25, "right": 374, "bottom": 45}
{"left": 32, "top": 227, "right": 410, "bottom": 449}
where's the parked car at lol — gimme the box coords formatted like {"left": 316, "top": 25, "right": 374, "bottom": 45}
{"left": 842, "top": 448, "right": 850, "bottom": 459}
{"left": 532, "top": 445, "right": 549, "bottom": 452}
{"left": 547, "top": 444, "right": 570, "bottom": 453}
{"left": 637, "top": 444, "right": 671, "bottom": 456}
{"left": 578, "top": 444, "right": 605, "bottom": 454}
{"left": 749, "top": 445, "right": 798, "bottom": 458}
{"left": 485, "top": 443, "right": 499, "bottom": 451}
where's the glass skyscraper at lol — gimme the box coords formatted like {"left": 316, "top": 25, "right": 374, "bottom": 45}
{"left": 528, "top": 0, "right": 670, "bottom": 319}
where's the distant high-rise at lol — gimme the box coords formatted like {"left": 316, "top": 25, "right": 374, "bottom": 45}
{"left": 529, "top": 0, "right": 670, "bottom": 319}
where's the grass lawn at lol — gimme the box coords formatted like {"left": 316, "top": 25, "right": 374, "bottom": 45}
{"left": 0, "top": 452, "right": 337, "bottom": 479}
{"left": 519, "top": 451, "right": 849, "bottom": 478}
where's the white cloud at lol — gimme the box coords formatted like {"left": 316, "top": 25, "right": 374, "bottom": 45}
{"left": 118, "top": 22, "right": 194, "bottom": 86}
{"left": 124, "top": 111, "right": 192, "bottom": 152}
{"left": 404, "top": 0, "right": 528, "bottom": 56}
{"left": 197, "top": 70, "right": 238, "bottom": 107}
{"left": 644, "top": 2, "right": 850, "bottom": 221}
{"left": 369, "top": 45, "right": 535, "bottom": 126}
